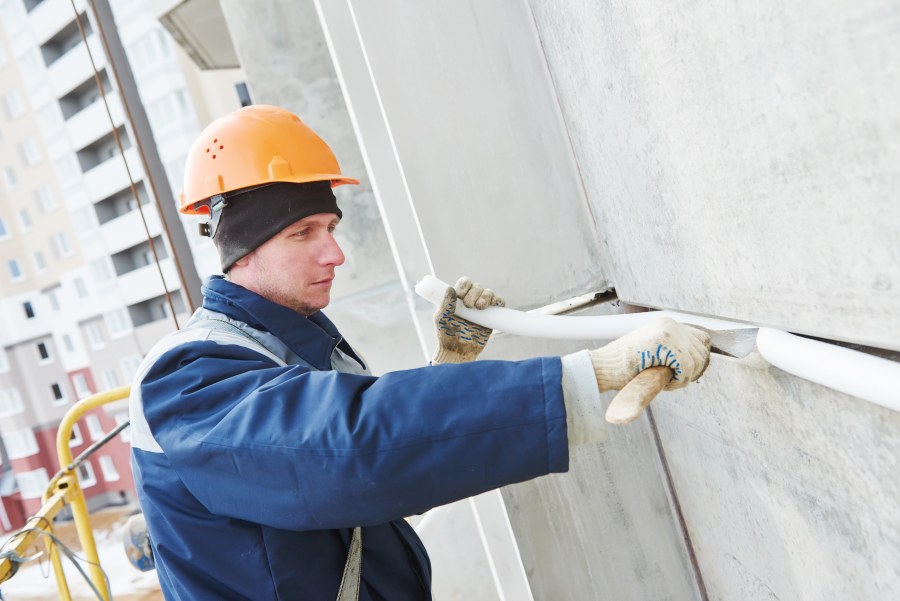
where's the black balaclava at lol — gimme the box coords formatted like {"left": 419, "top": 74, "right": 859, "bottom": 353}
{"left": 212, "top": 181, "right": 342, "bottom": 272}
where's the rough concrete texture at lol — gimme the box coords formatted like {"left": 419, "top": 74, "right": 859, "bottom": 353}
{"left": 480, "top": 303, "right": 700, "bottom": 601}
{"left": 650, "top": 355, "right": 900, "bottom": 600}
{"left": 348, "top": 0, "right": 607, "bottom": 308}
{"left": 527, "top": 0, "right": 900, "bottom": 350}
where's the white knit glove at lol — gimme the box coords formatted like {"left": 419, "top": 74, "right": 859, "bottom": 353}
{"left": 560, "top": 317, "right": 710, "bottom": 446}
{"left": 432, "top": 277, "right": 505, "bottom": 364}
{"left": 590, "top": 317, "right": 710, "bottom": 391}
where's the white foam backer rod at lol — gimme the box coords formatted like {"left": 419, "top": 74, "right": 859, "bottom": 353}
{"left": 756, "top": 328, "right": 900, "bottom": 412}
{"left": 416, "top": 275, "right": 900, "bottom": 412}
{"left": 415, "top": 275, "right": 755, "bottom": 340}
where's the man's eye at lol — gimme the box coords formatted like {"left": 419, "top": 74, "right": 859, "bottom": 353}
{"left": 294, "top": 229, "right": 311, "bottom": 237}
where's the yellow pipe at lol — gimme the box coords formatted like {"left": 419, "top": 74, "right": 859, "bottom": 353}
{"left": 47, "top": 519, "right": 74, "bottom": 601}
{"left": 0, "top": 490, "right": 67, "bottom": 584}
{"left": 54, "top": 386, "right": 131, "bottom": 601}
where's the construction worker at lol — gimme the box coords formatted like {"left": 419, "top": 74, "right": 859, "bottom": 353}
{"left": 129, "top": 105, "right": 710, "bottom": 600}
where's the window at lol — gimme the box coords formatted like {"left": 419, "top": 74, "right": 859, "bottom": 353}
{"left": 119, "top": 355, "right": 143, "bottom": 380}
{"left": 4, "top": 429, "right": 39, "bottom": 459}
{"left": 16, "top": 469, "right": 49, "bottom": 500}
{"left": 77, "top": 461, "right": 97, "bottom": 488}
{"left": 2, "top": 89, "right": 25, "bottom": 119}
{"left": 69, "top": 423, "right": 83, "bottom": 447}
{"left": 73, "top": 277, "right": 88, "bottom": 298}
{"left": 36, "top": 341, "right": 51, "bottom": 362}
{"left": 0, "top": 348, "right": 8, "bottom": 372}
{"left": 46, "top": 286, "right": 61, "bottom": 310}
{"left": 99, "top": 456, "right": 119, "bottom": 481}
{"left": 32, "top": 250, "right": 46, "bottom": 273}
{"left": 18, "top": 209, "right": 32, "bottom": 231}
{"left": 0, "top": 217, "right": 8, "bottom": 238}
{"left": 126, "top": 29, "right": 173, "bottom": 74}
{"left": 105, "top": 308, "right": 131, "bottom": 337}
{"left": 90, "top": 257, "right": 114, "bottom": 283}
{"left": 51, "top": 231, "right": 74, "bottom": 258}
{"left": 102, "top": 367, "right": 119, "bottom": 389}
{"left": 23, "top": 301, "right": 35, "bottom": 318}
{"left": 86, "top": 415, "right": 104, "bottom": 441}
{"left": 114, "top": 412, "right": 130, "bottom": 442}
{"left": 2, "top": 166, "right": 16, "bottom": 191}
{"left": 72, "top": 373, "right": 91, "bottom": 399}
{"left": 235, "top": 82, "right": 252, "bottom": 107}
{"left": 18, "top": 137, "right": 41, "bottom": 166}
{"left": 148, "top": 89, "right": 191, "bottom": 132}
{"left": 50, "top": 382, "right": 67, "bottom": 405}
{"left": 8, "top": 259, "right": 24, "bottom": 282}
{"left": 85, "top": 321, "right": 105, "bottom": 349}
{"left": 0, "top": 387, "right": 24, "bottom": 416}
{"left": 62, "top": 334, "right": 74, "bottom": 352}
{"left": 35, "top": 184, "right": 58, "bottom": 212}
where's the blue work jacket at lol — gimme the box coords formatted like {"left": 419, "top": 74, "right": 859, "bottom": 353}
{"left": 130, "top": 276, "right": 569, "bottom": 600}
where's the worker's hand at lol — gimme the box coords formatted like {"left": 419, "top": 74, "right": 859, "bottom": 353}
{"left": 432, "top": 277, "right": 505, "bottom": 364}
{"left": 590, "top": 317, "right": 711, "bottom": 392}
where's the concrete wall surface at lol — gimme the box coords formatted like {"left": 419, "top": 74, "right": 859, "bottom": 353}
{"left": 527, "top": 0, "right": 900, "bottom": 351}
{"left": 650, "top": 354, "right": 900, "bottom": 599}
{"left": 348, "top": 0, "right": 607, "bottom": 308}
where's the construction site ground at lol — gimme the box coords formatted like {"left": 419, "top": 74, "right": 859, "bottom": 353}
{"left": 0, "top": 504, "right": 162, "bottom": 600}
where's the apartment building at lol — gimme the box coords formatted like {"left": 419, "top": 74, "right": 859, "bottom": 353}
{"left": 0, "top": 0, "right": 242, "bottom": 533}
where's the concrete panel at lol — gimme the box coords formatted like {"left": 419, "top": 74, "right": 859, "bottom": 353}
{"left": 348, "top": 0, "right": 606, "bottom": 308}
{"left": 649, "top": 353, "right": 900, "bottom": 600}
{"left": 527, "top": 0, "right": 900, "bottom": 349}
{"left": 480, "top": 304, "right": 700, "bottom": 601}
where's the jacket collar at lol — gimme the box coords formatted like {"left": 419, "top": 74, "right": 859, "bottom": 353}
{"left": 201, "top": 276, "right": 342, "bottom": 371}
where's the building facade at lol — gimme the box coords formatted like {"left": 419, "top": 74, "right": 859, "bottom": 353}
{"left": 0, "top": 0, "right": 242, "bottom": 532}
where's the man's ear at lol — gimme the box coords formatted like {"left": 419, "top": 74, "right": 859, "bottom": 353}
{"left": 233, "top": 254, "right": 252, "bottom": 268}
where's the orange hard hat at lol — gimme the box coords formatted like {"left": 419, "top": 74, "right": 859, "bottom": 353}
{"left": 179, "top": 105, "right": 359, "bottom": 215}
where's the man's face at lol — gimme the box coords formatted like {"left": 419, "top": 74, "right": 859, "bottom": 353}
{"left": 231, "top": 212, "right": 345, "bottom": 316}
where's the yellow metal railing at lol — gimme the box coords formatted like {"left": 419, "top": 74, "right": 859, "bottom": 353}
{"left": 0, "top": 386, "right": 131, "bottom": 600}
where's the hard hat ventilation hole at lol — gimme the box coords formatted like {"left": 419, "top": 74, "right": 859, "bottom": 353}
{"left": 212, "top": 154, "right": 217, "bottom": 159}
{"left": 213, "top": 138, "right": 218, "bottom": 143}
{"left": 219, "top": 145, "right": 224, "bottom": 149}
{"left": 206, "top": 148, "right": 209, "bottom": 153}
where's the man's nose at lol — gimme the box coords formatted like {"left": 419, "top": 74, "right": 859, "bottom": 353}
{"left": 320, "top": 234, "right": 345, "bottom": 267}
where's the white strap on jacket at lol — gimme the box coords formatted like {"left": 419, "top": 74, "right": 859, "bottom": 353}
{"left": 337, "top": 527, "right": 362, "bottom": 601}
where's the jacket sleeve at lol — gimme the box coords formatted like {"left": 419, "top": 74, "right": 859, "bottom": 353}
{"left": 140, "top": 340, "right": 568, "bottom": 531}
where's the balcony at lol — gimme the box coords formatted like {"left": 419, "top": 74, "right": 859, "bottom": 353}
{"left": 59, "top": 68, "right": 112, "bottom": 119}
{"left": 116, "top": 259, "right": 180, "bottom": 307}
{"left": 100, "top": 206, "right": 162, "bottom": 256}
{"left": 47, "top": 35, "right": 106, "bottom": 98}
{"left": 29, "top": 0, "right": 87, "bottom": 46}
{"left": 66, "top": 91, "right": 125, "bottom": 152}
{"left": 82, "top": 147, "right": 144, "bottom": 203}
{"left": 94, "top": 182, "right": 150, "bottom": 225}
